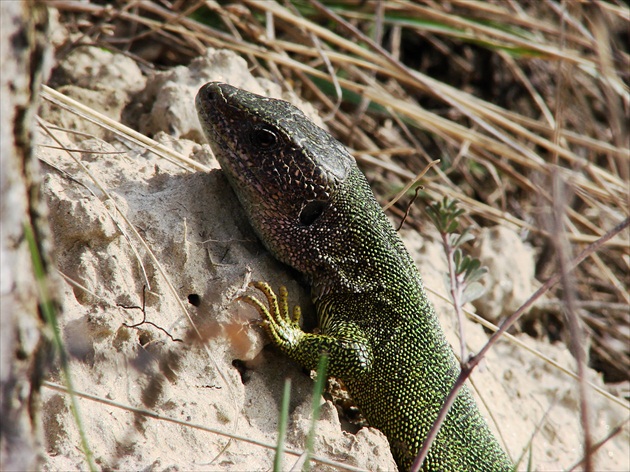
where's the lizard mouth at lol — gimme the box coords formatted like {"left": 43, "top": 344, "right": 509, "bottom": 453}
{"left": 196, "top": 83, "right": 248, "bottom": 166}
{"left": 195, "top": 82, "right": 229, "bottom": 143}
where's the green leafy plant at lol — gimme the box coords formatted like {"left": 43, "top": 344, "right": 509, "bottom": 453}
{"left": 426, "top": 196, "right": 487, "bottom": 361}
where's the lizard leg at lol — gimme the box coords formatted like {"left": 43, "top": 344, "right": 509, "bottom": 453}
{"left": 241, "top": 281, "right": 373, "bottom": 379}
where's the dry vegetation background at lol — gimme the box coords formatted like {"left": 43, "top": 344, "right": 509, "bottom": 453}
{"left": 35, "top": 0, "right": 628, "bottom": 470}
{"left": 48, "top": 0, "right": 629, "bottom": 390}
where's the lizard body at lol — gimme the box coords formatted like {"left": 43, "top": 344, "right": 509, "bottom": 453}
{"left": 196, "top": 82, "right": 512, "bottom": 471}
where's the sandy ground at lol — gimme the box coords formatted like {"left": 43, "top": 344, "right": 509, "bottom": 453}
{"left": 37, "top": 46, "right": 629, "bottom": 471}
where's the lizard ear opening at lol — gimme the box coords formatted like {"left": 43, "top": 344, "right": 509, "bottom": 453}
{"left": 299, "top": 200, "right": 328, "bottom": 226}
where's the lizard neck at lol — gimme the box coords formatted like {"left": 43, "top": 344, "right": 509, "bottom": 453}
{"left": 306, "top": 168, "right": 424, "bottom": 302}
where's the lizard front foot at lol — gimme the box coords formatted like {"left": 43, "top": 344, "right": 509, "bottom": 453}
{"left": 239, "top": 281, "right": 305, "bottom": 351}
{"left": 239, "top": 282, "right": 373, "bottom": 378}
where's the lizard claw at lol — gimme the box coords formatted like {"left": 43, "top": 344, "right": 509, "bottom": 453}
{"left": 240, "top": 281, "right": 304, "bottom": 349}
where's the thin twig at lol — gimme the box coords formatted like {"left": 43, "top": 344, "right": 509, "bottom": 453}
{"left": 395, "top": 186, "right": 422, "bottom": 232}
{"left": 120, "top": 285, "right": 184, "bottom": 343}
{"left": 552, "top": 173, "right": 593, "bottom": 471}
{"left": 383, "top": 159, "right": 440, "bottom": 212}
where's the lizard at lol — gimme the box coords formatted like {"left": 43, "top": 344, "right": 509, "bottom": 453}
{"left": 195, "top": 81, "right": 513, "bottom": 471}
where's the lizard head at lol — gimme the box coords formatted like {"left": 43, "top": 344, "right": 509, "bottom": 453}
{"left": 196, "top": 82, "right": 355, "bottom": 271}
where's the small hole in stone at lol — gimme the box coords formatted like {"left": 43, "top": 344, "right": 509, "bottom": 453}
{"left": 188, "top": 294, "right": 201, "bottom": 306}
{"left": 232, "top": 359, "right": 250, "bottom": 384}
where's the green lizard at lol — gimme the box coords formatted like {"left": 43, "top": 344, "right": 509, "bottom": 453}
{"left": 196, "top": 82, "right": 512, "bottom": 471}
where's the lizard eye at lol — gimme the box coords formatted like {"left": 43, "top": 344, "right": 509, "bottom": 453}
{"left": 299, "top": 200, "right": 328, "bottom": 226}
{"left": 251, "top": 126, "right": 279, "bottom": 150}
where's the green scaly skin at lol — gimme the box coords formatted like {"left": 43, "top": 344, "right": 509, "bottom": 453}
{"left": 196, "top": 82, "right": 512, "bottom": 471}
